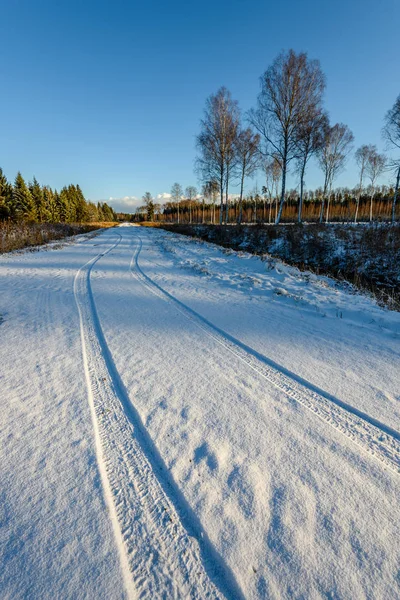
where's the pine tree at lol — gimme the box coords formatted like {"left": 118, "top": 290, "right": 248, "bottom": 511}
{"left": 0, "top": 169, "right": 95, "bottom": 224}
{"left": 55, "top": 189, "right": 68, "bottom": 222}
{"left": 86, "top": 202, "right": 98, "bottom": 222}
{"left": 97, "top": 202, "right": 104, "bottom": 221}
{"left": 30, "top": 177, "right": 49, "bottom": 222}
{"left": 13, "top": 172, "right": 37, "bottom": 221}
{"left": 43, "top": 187, "right": 57, "bottom": 222}
{"left": 73, "top": 184, "right": 88, "bottom": 222}
{"left": 103, "top": 202, "right": 116, "bottom": 221}
{"left": 0, "top": 168, "right": 12, "bottom": 220}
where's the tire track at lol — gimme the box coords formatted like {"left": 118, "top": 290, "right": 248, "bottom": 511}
{"left": 74, "top": 232, "right": 237, "bottom": 600}
{"left": 131, "top": 233, "right": 400, "bottom": 476}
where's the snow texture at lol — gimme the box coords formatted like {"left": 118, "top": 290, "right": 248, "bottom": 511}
{"left": 1, "top": 225, "right": 400, "bottom": 599}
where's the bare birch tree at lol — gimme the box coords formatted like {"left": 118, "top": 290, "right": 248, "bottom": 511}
{"left": 235, "top": 128, "right": 260, "bottom": 224}
{"left": 202, "top": 180, "right": 219, "bottom": 224}
{"left": 354, "top": 145, "right": 372, "bottom": 223}
{"left": 249, "top": 49, "right": 326, "bottom": 224}
{"left": 365, "top": 147, "right": 386, "bottom": 222}
{"left": 317, "top": 123, "right": 354, "bottom": 223}
{"left": 170, "top": 182, "right": 183, "bottom": 223}
{"left": 263, "top": 161, "right": 274, "bottom": 224}
{"left": 202, "top": 183, "right": 210, "bottom": 223}
{"left": 196, "top": 87, "right": 240, "bottom": 225}
{"left": 153, "top": 203, "right": 162, "bottom": 221}
{"left": 383, "top": 95, "right": 400, "bottom": 222}
{"left": 225, "top": 134, "right": 238, "bottom": 224}
{"left": 271, "top": 157, "right": 281, "bottom": 222}
{"left": 295, "top": 111, "right": 328, "bottom": 222}
{"left": 262, "top": 156, "right": 281, "bottom": 223}
{"left": 142, "top": 191, "right": 154, "bottom": 221}
{"left": 210, "top": 180, "right": 219, "bottom": 224}
{"left": 185, "top": 186, "right": 197, "bottom": 223}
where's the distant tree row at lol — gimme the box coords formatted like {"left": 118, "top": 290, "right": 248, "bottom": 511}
{"left": 127, "top": 182, "right": 399, "bottom": 225}
{"left": 132, "top": 67, "right": 399, "bottom": 225}
{"left": 0, "top": 169, "right": 116, "bottom": 223}
{"left": 192, "top": 49, "right": 400, "bottom": 225}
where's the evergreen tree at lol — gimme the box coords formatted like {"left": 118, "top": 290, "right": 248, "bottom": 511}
{"left": 30, "top": 177, "right": 49, "bottom": 222}
{"left": 13, "top": 172, "right": 37, "bottom": 221}
{"left": 97, "top": 202, "right": 104, "bottom": 221}
{"left": 55, "top": 189, "right": 69, "bottom": 222}
{"left": 86, "top": 202, "right": 98, "bottom": 222}
{"left": 142, "top": 192, "right": 154, "bottom": 221}
{"left": 0, "top": 168, "right": 12, "bottom": 220}
{"left": 0, "top": 168, "right": 112, "bottom": 225}
{"left": 73, "top": 185, "right": 88, "bottom": 222}
{"left": 103, "top": 202, "right": 116, "bottom": 221}
{"left": 43, "top": 187, "right": 57, "bottom": 222}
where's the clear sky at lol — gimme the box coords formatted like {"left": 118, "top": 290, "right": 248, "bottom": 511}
{"left": 2, "top": 0, "right": 399, "bottom": 212}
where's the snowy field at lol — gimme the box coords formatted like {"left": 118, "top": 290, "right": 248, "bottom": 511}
{"left": 1, "top": 224, "right": 400, "bottom": 599}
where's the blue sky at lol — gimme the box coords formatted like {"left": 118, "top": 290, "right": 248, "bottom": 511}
{"left": 2, "top": 0, "right": 399, "bottom": 212}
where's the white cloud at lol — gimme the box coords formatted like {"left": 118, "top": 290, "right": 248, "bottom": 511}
{"left": 107, "top": 196, "right": 140, "bottom": 213}
{"left": 104, "top": 193, "right": 177, "bottom": 213}
{"left": 102, "top": 189, "right": 235, "bottom": 213}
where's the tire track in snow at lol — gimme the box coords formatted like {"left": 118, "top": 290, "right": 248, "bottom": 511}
{"left": 131, "top": 233, "right": 400, "bottom": 476}
{"left": 74, "top": 233, "right": 238, "bottom": 600}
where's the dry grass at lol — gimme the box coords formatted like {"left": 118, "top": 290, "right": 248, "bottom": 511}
{"left": 138, "top": 221, "right": 162, "bottom": 228}
{"left": 0, "top": 221, "right": 117, "bottom": 253}
{"left": 159, "top": 222, "right": 400, "bottom": 311}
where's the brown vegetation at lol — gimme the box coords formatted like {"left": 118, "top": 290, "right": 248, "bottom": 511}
{"left": 156, "top": 222, "right": 400, "bottom": 311}
{"left": 0, "top": 221, "right": 116, "bottom": 253}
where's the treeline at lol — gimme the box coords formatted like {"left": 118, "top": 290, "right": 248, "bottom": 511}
{"left": 128, "top": 186, "right": 399, "bottom": 224}
{"left": 132, "top": 49, "right": 400, "bottom": 226}
{"left": 0, "top": 168, "right": 117, "bottom": 223}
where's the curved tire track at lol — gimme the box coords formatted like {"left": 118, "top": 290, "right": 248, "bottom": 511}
{"left": 74, "top": 233, "right": 234, "bottom": 599}
{"left": 131, "top": 233, "right": 400, "bottom": 476}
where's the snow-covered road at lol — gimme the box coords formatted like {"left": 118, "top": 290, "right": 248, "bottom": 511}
{"left": 1, "top": 225, "right": 400, "bottom": 599}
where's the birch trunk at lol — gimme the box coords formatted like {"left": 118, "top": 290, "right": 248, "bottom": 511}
{"left": 319, "top": 173, "right": 329, "bottom": 223}
{"left": 298, "top": 159, "right": 306, "bottom": 223}
{"left": 355, "top": 157, "right": 368, "bottom": 223}
{"left": 325, "top": 183, "right": 333, "bottom": 223}
{"left": 392, "top": 165, "right": 400, "bottom": 223}
{"left": 225, "top": 174, "right": 229, "bottom": 224}
{"left": 219, "top": 171, "right": 224, "bottom": 225}
{"left": 238, "top": 169, "right": 245, "bottom": 224}
{"left": 275, "top": 156, "right": 287, "bottom": 225}
{"left": 370, "top": 189, "right": 375, "bottom": 222}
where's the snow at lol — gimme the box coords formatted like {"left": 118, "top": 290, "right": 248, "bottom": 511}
{"left": 1, "top": 225, "right": 400, "bottom": 599}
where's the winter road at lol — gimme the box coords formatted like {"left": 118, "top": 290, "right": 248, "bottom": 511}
{"left": 1, "top": 225, "right": 400, "bottom": 599}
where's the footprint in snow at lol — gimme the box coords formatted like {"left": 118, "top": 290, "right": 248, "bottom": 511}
{"left": 193, "top": 442, "right": 218, "bottom": 472}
